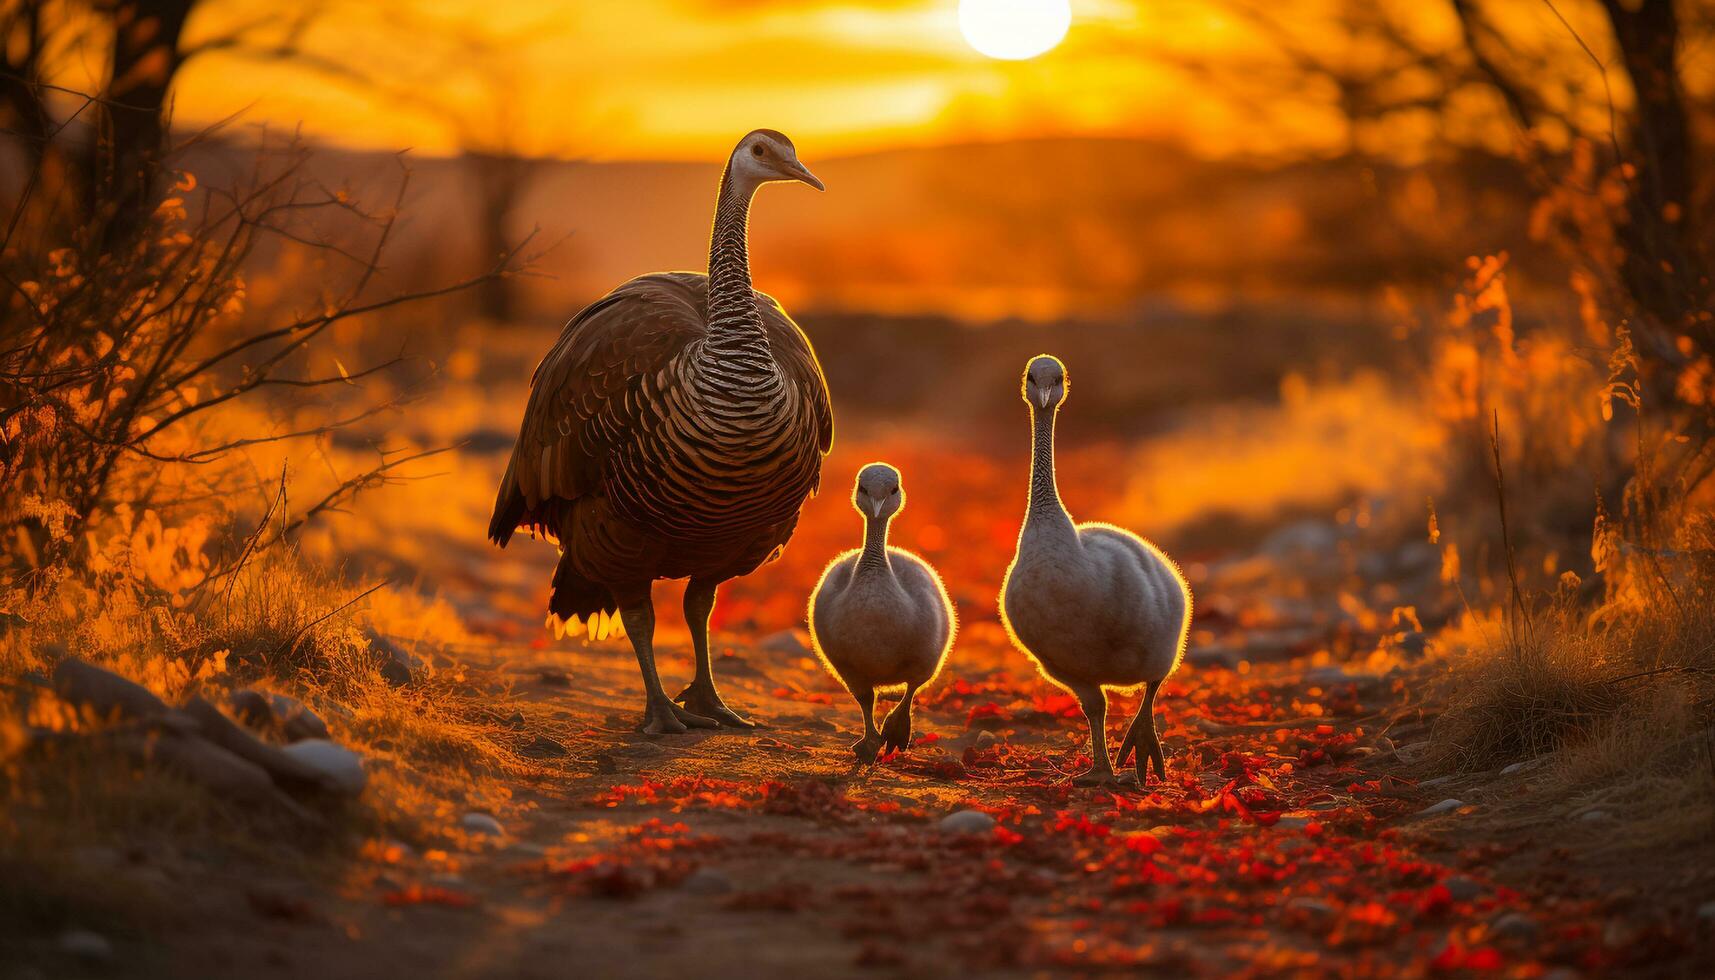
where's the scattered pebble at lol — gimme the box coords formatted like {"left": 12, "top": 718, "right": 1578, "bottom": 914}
{"left": 759, "top": 629, "right": 810, "bottom": 656}
{"left": 939, "top": 810, "right": 996, "bottom": 834}
{"left": 521, "top": 734, "right": 569, "bottom": 758}
{"left": 461, "top": 812, "right": 505, "bottom": 838}
{"left": 1579, "top": 809, "right": 1610, "bottom": 822}
{"left": 1415, "top": 798, "right": 1464, "bottom": 816}
{"left": 537, "top": 669, "right": 571, "bottom": 687}
{"left": 681, "top": 868, "right": 735, "bottom": 895}
{"left": 56, "top": 929, "right": 112, "bottom": 962}
{"left": 1286, "top": 897, "right": 1335, "bottom": 918}
{"left": 1489, "top": 912, "right": 1540, "bottom": 940}
{"left": 280, "top": 739, "right": 366, "bottom": 797}
{"left": 1417, "top": 774, "right": 1454, "bottom": 788}
{"left": 973, "top": 730, "right": 1000, "bottom": 750}
{"left": 1443, "top": 875, "right": 1482, "bottom": 901}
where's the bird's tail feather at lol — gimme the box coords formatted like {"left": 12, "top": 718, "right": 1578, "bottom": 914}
{"left": 548, "top": 554, "right": 623, "bottom": 642}
{"left": 488, "top": 453, "right": 527, "bottom": 547}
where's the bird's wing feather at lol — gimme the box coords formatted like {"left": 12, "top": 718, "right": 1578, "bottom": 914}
{"left": 757, "top": 290, "right": 835, "bottom": 457}
{"left": 498, "top": 275, "right": 704, "bottom": 533}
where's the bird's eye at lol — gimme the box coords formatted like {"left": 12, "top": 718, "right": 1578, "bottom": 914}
{"left": 751, "top": 144, "right": 765, "bottom": 158}
{"left": 889, "top": 487, "right": 899, "bottom": 496}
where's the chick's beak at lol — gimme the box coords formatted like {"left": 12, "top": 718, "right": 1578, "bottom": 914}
{"left": 870, "top": 499, "right": 883, "bottom": 518}
{"left": 783, "top": 157, "right": 825, "bottom": 191}
{"left": 1037, "top": 389, "right": 1050, "bottom": 408}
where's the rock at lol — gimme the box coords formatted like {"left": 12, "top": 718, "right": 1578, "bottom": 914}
{"left": 366, "top": 629, "right": 420, "bottom": 687}
{"left": 230, "top": 689, "right": 330, "bottom": 742}
{"left": 681, "top": 868, "right": 735, "bottom": 895}
{"left": 1489, "top": 912, "right": 1540, "bottom": 940}
{"left": 1286, "top": 897, "right": 1335, "bottom": 918}
{"left": 973, "top": 730, "right": 999, "bottom": 750}
{"left": 536, "top": 669, "right": 571, "bottom": 687}
{"left": 53, "top": 659, "right": 167, "bottom": 720}
{"left": 137, "top": 731, "right": 315, "bottom": 821}
{"left": 1415, "top": 798, "right": 1465, "bottom": 817}
{"left": 1501, "top": 757, "right": 1546, "bottom": 775}
{"left": 1418, "top": 774, "right": 1454, "bottom": 788}
{"left": 1580, "top": 809, "right": 1610, "bottom": 822}
{"left": 460, "top": 812, "right": 505, "bottom": 838}
{"left": 180, "top": 697, "right": 333, "bottom": 794}
{"left": 939, "top": 810, "right": 996, "bottom": 834}
{"left": 1261, "top": 520, "right": 1342, "bottom": 558}
{"left": 56, "top": 928, "right": 112, "bottom": 962}
{"left": 279, "top": 740, "right": 366, "bottom": 797}
{"left": 1443, "top": 875, "right": 1482, "bottom": 901}
{"left": 759, "top": 629, "right": 810, "bottom": 657}
{"left": 520, "top": 734, "right": 568, "bottom": 758}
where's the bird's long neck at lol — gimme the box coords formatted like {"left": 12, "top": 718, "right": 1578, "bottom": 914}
{"left": 703, "top": 161, "right": 773, "bottom": 376}
{"left": 857, "top": 514, "right": 893, "bottom": 575}
{"left": 1025, "top": 406, "right": 1076, "bottom": 539}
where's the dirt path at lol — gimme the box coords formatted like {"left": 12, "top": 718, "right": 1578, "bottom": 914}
{"left": 59, "top": 604, "right": 1653, "bottom": 980}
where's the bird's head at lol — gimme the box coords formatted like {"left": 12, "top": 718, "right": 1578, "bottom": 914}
{"left": 1022, "top": 354, "right": 1068, "bottom": 410}
{"left": 853, "top": 462, "right": 903, "bottom": 521}
{"left": 729, "top": 129, "right": 824, "bottom": 192}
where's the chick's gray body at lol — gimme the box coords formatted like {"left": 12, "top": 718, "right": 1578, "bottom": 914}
{"left": 809, "top": 463, "right": 954, "bottom": 761}
{"left": 999, "top": 355, "right": 1191, "bottom": 784}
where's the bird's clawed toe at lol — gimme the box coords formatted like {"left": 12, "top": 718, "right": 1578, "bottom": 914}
{"left": 641, "top": 697, "right": 718, "bottom": 735}
{"left": 852, "top": 734, "right": 883, "bottom": 764}
{"left": 673, "top": 682, "right": 757, "bottom": 729}
{"left": 1072, "top": 766, "right": 1121, "bottom": 787}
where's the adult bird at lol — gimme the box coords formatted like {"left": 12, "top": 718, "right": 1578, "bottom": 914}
{"left": 489, "top": 130, "right": 833, "bottom": 734}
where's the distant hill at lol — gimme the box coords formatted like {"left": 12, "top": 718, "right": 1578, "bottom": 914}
{"left": 178, "top": 136, "right": 1541, "bottom": 324}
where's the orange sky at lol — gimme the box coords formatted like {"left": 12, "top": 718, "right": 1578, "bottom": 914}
{"left": 29, "top": 0, "right": 1639, "bottom": 164}
{"left": 158, "top": 0, "right": 1370, "bottom": 161}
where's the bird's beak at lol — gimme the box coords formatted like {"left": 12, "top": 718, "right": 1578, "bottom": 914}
{"left": 783, "top": 158, "right": 825, "bottom": 191}
{"left": 870, "top": 500, "right": 883, "bottom": 518}
{"left": 1037, "top": 390, "right": 1050, "bottom": 408}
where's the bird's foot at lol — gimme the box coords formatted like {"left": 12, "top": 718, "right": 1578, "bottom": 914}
{"left": 852, "top": 734, "right": 883, "bottom": 764}
{"left": 640, "top": 697, "right": 719, "bottom": 735}
{"left": 1072, "top": 765, "right": 1120, "bottom": 787}
{"left": 879, "top": 710, "right": 912, "bottom": 755}
{"left": 673, "top": 681, "right": 756, "bottom": 729}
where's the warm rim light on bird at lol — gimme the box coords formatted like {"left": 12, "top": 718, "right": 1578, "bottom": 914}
{"left": 959, "top": 0, "right": 1072, "bottom": 61}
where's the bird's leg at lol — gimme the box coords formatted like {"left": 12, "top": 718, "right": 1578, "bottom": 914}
{"left": 1071, "top": 683, "right": 1119, "bottom": 786}
{"left": 1116, "top": 681, "right": 1166, "bottom": 784}
{"left": 879, "top": 681, "right": 919, "bottom": 754}
{"left": 621, "top": 593, "right": 718, "bottom": 735}
{"left": 851, "top": 686, "right": 882, "bottom": 763}
{"left": 673, "top": 579, "right": 756, "bottom": 728}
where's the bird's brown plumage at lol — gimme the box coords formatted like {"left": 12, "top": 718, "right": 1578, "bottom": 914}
{"left": 489, "top": 271, "right": 833, "bottom": 622}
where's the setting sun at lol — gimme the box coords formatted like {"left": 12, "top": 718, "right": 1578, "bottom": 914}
{"left": 959, "top": 0, "right": 1071, "bottom": 61}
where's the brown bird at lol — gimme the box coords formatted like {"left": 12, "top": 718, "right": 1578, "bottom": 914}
{"left": 489, "top": 130, "right": 833, "bottom": 734}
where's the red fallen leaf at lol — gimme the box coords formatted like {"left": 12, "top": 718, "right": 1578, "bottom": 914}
{"left": 1030, "top": 692, "right": 1081, "bottom": 718}
{"left": 966, "top": 702, "right": 1009, "bottom": 727}
{"left": 1419, "top": 883, "right": 1454, "bottom": 917}
{"left": 1431, "top": 942, "right": 1504, "bottom": 972}
{"left": 993, "top": 826, "right": 1024, "bottom": 846}
{"left": 1121, "top": 833, "right": 1163, "bottom": 856}
{"left": 1314, "top": 723, "right": 1336, "bottom": 736}
{"left": 381, "top": 885, "right": 474, "bottom": 908}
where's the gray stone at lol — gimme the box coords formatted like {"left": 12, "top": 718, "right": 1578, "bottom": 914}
{"left": 460, "top": 812, "right": 505, "bottom": 838}
{"left": 367, "top": 629, "right": 420, "bottom": 687}
{"left": 53, "top": 659, "right": 166, "bottom": 720}
{"left": 681, "top": 868, "right": 735, "bottom": 895}
{"left": 280, "top": 740, "right": 366, "bottom": 797}
{"left": 1489, "top": 912, "right": 1540, "bottom": 941}
{"left": 520, "top": 734, "right": 568, "bottom": 759}
{"left": 180, "top": 697, "right": 332, "bottom": 794}
{"left": 759, "top": 629, "right": 810, "bottom": 657}
{"left": 230, "top": 689, "right": 330, "bottom": 742}
{"left": 973, "top": 730, "right": 999, "bottom": 750}
{"left": 1418, "top": 775, "right": 1454, "bottom": 788}
{"left": 939, "top": 810, "right": 997, "bottom": 834}
{"left": 1580, "top": 809, "right": 1610, "bottom": 822}
{"left": 1286, "top": 897, "right": 1335, "bottom": 917}
{"left": 1415, "top": 798, "right": 1465, "bottom": 816}
{"left": 56, "top": 929, "right": 112, "bottom": 962}
{"left": 1443, "top": 876, "right": 1482, "bottom": 901}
